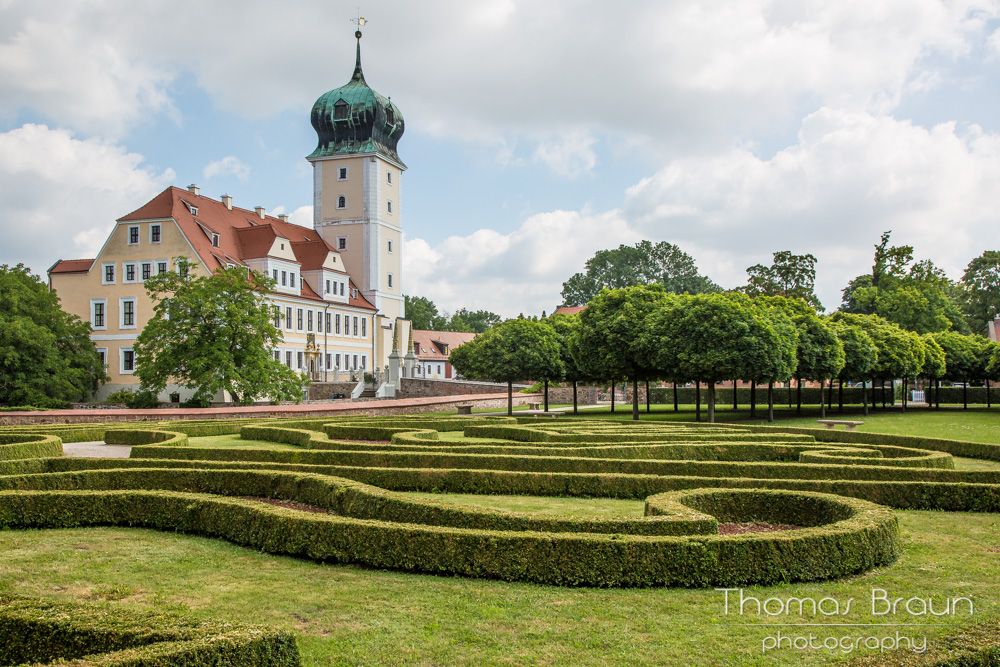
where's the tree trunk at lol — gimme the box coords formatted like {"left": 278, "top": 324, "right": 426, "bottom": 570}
{"left": 767, "top": 382, "right": 774, "bottom": 423}
{"left": 673, "top": 382, "right": 678, "bottom": 412}
{"left": 631, "top": 376, "right": 640, "bottom": 421}
{"left": 645, "top": 379, "right": 651, "bottom": 413}
{"left": 750, "top": 380, "right": 757, "bottom": 418}
{"left": 828, "top": 378, "right": 834, "bottom": 411}
{"left": 936, "top": 379, "right": 941, "bottom": 410}
{"left": 838, "top": 379, "right": 844, "bottom": 412}
{"left": 695, "top": 381, "right": 701, "bottom": 422}
{"left": 544, "top": 379, "right": 549, "bottom": 412}
{"left": 963, "top": 381, "right": 968, "bottom": 410}
{"left": 733, "top": 379, "right": 738, "bottom": 412}
{"left": 507, "top": 381, "right": 513, "bottom": 416}
{"left": 882, "top": 380, "right": 887, "bottom": 408}
{"left": 611, "top": 382, "right": 615, "bottom": 413}
{"left": 796, "top": 377, "right": 802, "bottom": 414}
{"left": 988, "top": 379, "right": 992, "bottom": 409}
{"left": 820, "top": 379, "right": 826, "bottom": 419}
{"left": 787, "top": 382, "right": 792, "bottom": 409}
{"left": 708, "top": 380, "right": 716, "bottom": 423}
{"left": 572, "top": 380, "right": 578, "bottom": 414}
{"left": 862, "top": 381, "right": 869, "bottom": 415}
{"left": 901, "top": 378, "right": 907, "bottom": 413}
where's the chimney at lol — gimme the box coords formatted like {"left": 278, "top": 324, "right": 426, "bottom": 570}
{"left": 221, "top": 194, "right": 233, "bottom": 210}
{"left": 278, "top": 214, "right": 289, "bottom": 222}
{"left": 187, "top": 183, "right": 200, "bottom": 195}
{"left": 254, "top": 206, "right": 266, "bottom": 219}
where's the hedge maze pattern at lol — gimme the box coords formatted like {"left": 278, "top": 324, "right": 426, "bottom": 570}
{"left": 1, "top": 415, "right": 999, "bottom": 591}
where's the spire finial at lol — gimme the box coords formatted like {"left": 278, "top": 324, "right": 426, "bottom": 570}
{"left": 350, "top": 12, "right": 367, "bottom": 83}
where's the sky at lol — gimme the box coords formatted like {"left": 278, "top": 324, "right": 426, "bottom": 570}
{"left": 2, "top": 0, "right": 1000, "bottom": 317}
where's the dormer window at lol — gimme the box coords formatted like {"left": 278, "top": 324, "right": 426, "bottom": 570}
{"left": 190, "top": 206, "right": 198, "bottom": 216}
{"left": 334, "top": 101, "right": 348, "bottom": 120}
{"left": 337, "top": 196, "right": 346, "bottom": 209}
{"left": 211, "top": 233, "right": 220, "bottom": 248}
{"left": 385, "top": 106, "right": 395, "bottom": 125}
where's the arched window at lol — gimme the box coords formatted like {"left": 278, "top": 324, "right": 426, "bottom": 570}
{"left": 334, "top": 101, "right": 348, "bottom": 120}
{"left": 385, "top": 105, "right": 395, "bottom": 125}
{"left": 337, "top": 195, "right": 346, "bottom": 209}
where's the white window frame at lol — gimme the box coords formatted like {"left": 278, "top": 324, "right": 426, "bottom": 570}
{"left": 119, "top": 297, "right": 137, "bottom": 329}
{"left": 96, "top": 347, "right": 108, "bottom": 370}
{"left": 387, "top": 273, "right": 393, "bottom": 288}
{"left": 140, "top": 262, "right": 152, "bottom": 282}
{"left": 90, "top": 299, "right": 107, "bottom": 330}
{"left": 387, "top": 240, "right": 393, "bottom": 253}
{"left": 387, "top": 200, "right": 392, "bottom": 214}
{"left": 338, "top": 166, "right": 348, "bottom": 180}
{"left": 150, "top": 224, "right": 162, "bottom": 244}
{"left": 156, "top": 260, "right": 168, "bottom": 275}
{"left": 120, "top": 347, "right": 136, "bottom": 375}
{"left": 337, "top": 237, "right": 347, "bottom": 250}
{"left": 102, "top": 263, "right": 116, "bottom": 285}
{"left": 127, "top": 225, "right": 140, "bottom": 245}
{"left": 337, "top": 196, "right": 347, "bottom": 209}
{"left": 123, "top": 262, "right": 138, "bottom": 284}
{"left": 387, "top": 170, "right": 392, "bottom": 184}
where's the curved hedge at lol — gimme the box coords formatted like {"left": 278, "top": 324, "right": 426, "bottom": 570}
{"left": 0, "top": 434, "right": 62, "bottom": 461}
{"left": 0, "top": 595, "right": 300, "bottom": 666}
{"left": 0, "top": 485, "right": 898, "bottom": 587}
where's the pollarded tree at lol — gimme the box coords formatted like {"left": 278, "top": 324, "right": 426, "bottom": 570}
{"left": 929, "top": 331, "right": 989, "bottom": 409}
{"left": 745, "top": 298, "right": 800, "bottom": 421}
{"left": 449, "top": 318, "right": 564, "bottom": 415}
{"left": 919, "top": 333, "right": 946, "bottom": 408}
{"left": 760, "top": 296, "right": 844, "bottom": 417}
{"left": 648, "top": 292, "right": 794, "bottom": 423}
{"left": 832, "top": 313, "right": 924, "bottom": 408}
{"left": 829, "top": 319, "right": 878, "bottom": 414}
{"left": 134, "top": 260, "right": 305, "bottom": 406}
{"left": 0, "top": 264, "right": 106, "bottom": 407}
{"left": 575, "top": 285, "right": 672, "bottom": 420}
{"left": 548, "top": 312, "right": 592, "bottom": 414}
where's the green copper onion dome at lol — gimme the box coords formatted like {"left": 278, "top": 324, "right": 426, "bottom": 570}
{"left": 308, "top": 30, "right": 405, "bottom": 163}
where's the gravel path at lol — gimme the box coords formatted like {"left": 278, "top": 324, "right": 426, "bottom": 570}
{"left": 62, "top": 441, "right": 132, "bottom": 458}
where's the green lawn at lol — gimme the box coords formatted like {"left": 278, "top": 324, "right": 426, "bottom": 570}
{"left": 0, "top": 511, "right": 996, "bottom": 666}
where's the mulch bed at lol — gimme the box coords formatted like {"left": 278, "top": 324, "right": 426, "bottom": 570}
{"left": 717, "top": 522, "right": 801, "bottom": 535}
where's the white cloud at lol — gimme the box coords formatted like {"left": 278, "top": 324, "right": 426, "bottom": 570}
{"left": 203, "top": 156, "right": 250, "bottom": 182}
{"left": 532, "top": 131, "right": 597, "bottom": 178}
{"left": 0, "top": 124, "right": 174, "bottom": 276}
{"left": 988, "top": 26, "right": 1000, "bottom": 56}
{"left": 406, "top": 109, "right": 1000, "bottom": 315}
{"left": 405, "top": 209, "right": 640, "bottom": 316}
{"left": 270, "top": 204, "right": 313, "bottom": 228}
{"left": 1, "top": 1, "right": 996, "bottom": 154}
{"left": 623, "top": 108, "right": 1000, "bottom": 309}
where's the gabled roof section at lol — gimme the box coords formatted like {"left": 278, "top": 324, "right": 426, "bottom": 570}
{"left": 291, "top": 239, "right": 341, "bottom": 271}
{"left": 411, "top": 329, "right": 476, "bottom": 360}
{"left": 48, "top": 258, "right": 94, "bottom": 274}
{"left": 235, "top": 224, "right": 281, "bottom": 260}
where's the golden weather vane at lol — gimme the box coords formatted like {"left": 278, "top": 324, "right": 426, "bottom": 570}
{"left": 350, "top": 9, "right": 367, "bottom": 36}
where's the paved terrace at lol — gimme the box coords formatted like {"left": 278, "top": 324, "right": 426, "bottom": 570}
{"left": 0, "top": 392, "right": 540, "bottom": 425}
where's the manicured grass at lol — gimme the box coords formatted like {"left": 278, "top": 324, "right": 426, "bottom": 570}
{"left": 0, "top": 511, "right": 996, "bottom": 666}
{"left": 405, "top": 492, "right": 645, "bottom": 518}
{"left": 178, "top": 434, "right": 302, "bottom": 451}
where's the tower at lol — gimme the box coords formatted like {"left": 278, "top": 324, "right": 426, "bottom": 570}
{"left": 308, "top": 25, "right": 407, "bottom": 372}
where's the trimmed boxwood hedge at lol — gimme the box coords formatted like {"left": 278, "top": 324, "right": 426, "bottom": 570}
{"left": 0, "top": 595, "right": 300, "bottom": 666}
{"left": 0, "top": 434, "right": 62, "bottom": 461}
{"left": 0, "top": 486, "right": 899, "bottom": 587}
{"left": 104, "top": 429, "right": 188, "bottom": 447}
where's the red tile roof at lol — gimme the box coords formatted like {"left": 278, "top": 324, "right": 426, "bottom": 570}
{"left": 411, "top": 329, "right": 476, "bottom": 360}
{"left": 49, "top": 259, "right": 95, "bottom": 274}
{"left": 553, "top": 305, "right": 586, "bottom": 316}
{"left": 118, "top": 186, "right": 375, "bottom": 311}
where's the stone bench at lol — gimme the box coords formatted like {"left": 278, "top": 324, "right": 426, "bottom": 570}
{"left": 527, "top": 402, "right": 542, "bottom": 411}
{"left": 816, "top": 419, "right": 864, "bottom": 431}
{"left": 456, "top": 405, "right": 474, "bottom": 415}
{"left": 520, "top": 410, "right": 561, "bottom": 418}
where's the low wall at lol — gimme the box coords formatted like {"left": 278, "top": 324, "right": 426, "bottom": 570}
{"left": 308, "top": 382, "right": 357, "bottom": 400}
{"left": 395, "top": 378, "right": 529, "bottom": 398}
{"left": 0, "top": 392, "right": 542, "bottom": 426}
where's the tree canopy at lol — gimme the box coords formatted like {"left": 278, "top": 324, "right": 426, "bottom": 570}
{"left": 575, "top": 285, "right": 672, "bottom": 419}
{"left": 840, "top": 232, "right": 967, "bottom": 333}
{"left": 403, "top": 295, "right": 501, "bottom": 333}
{"left": 928, "top": 331, "right": 988, "bottom": 382}
{"left": 134, "top": 261, "right": 305, "bottom": 405}
{"left": 960, "top": 250, "right": 1000, "bottom": 334}
{"left": 0, "top": 264, "right": 106, "bottom": 407}
{"left": 647, "top": 292, "right": 796, "bottom": 421}
{"left": 449, "top": 318, "right": 563, "bottom": 415}
{"left": 828, "top": 319, "right": 878, "bottom": 382}
{"left": 560, "top": 241, "right": 719, "bottom": 307}
{"left": 831, "top": 313, "right": 923, "bottom": 380}
{"left": 743, "top": 251, "right": 823, "bottom": 311}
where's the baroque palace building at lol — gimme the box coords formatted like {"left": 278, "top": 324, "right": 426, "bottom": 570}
{"left": 48, "top": 28, "right": 414, "bottom": 401}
